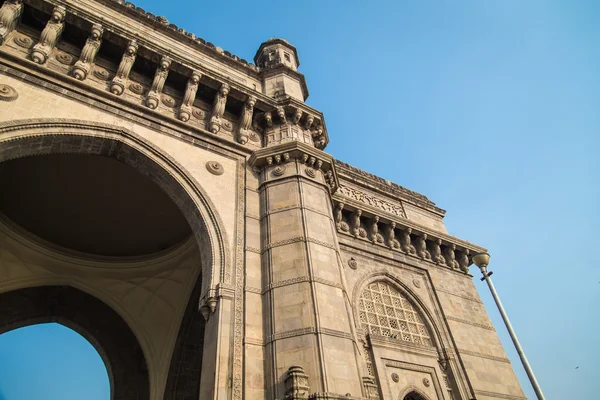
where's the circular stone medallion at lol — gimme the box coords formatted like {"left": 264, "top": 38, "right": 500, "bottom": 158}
{"left": 0, "top": 84, "right": 18, "bottom": 102}
{"left": 391, "top": 373, "right": 399, "bottom": 383}
{"left": 206, "top": 161, "right": 224, "bottom": 175}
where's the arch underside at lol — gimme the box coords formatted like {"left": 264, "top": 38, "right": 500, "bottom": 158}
{"left": 0, "top": 119, "right": 232, "bottom": 400}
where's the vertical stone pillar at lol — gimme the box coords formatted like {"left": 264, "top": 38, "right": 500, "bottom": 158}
{"left": 249, "top": 142, "right": 362, "bottom": 398}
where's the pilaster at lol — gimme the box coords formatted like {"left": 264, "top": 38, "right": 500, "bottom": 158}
{"left": 250, "top": 142, "right": 363, "bottom": 398}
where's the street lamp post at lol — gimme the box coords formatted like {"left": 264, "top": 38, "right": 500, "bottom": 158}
{"left": 472, "top": 252, "right": 546, "bottom": 400}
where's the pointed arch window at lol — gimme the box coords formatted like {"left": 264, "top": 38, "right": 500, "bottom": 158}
{"left": 358, "top": 281, "right": 432, "bottom": 346}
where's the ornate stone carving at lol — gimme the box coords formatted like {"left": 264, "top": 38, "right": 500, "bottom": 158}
{"left": 337, "top": 185, "right": 406, "bottom": 217}
{"left": 271, "top": 165, "right": 286, "bottom": 176}
{"left": 13, "top": 35, "right": 32, "bottom": 48}
{"left": 92, "top": 67, "right": 111, "bottom": 81}
{"left": 369, "top": 216, "right": 379, "bottom": 243}
{"left": 334, "top": 203, "right": 344, "bottom": 230}
{"left": 416, "top": 234, "right": 431, "bottom": 260}
{"left": 179, "top": 71, "right": 201, "bottom": 121}
{"left": 350, "top": 209, "right": 362, "bottom": 237}
{"left": 399, "top": 228, "right": 416, "bottom": 254}
{"left": 458, "top": 248, "right": 470, "bottom": 273}
{"left": 292, "top": 108, "right": 302, "bottom": 125}
{"left": 362, "top": 376, "right": 380, "bottom": 399}
{"left": 237, "top": 95, "right": 255, "bottom": 144}
{"left": 444, "top": 243, "right": 460, "bottom": 270}
{"left": 146, "top": 56, "right": 171, "bottom": 109}
{"left": 384, "top": 222, "right": 396, "bottom": 248}
{"left": 55, "top": 52, "right": 74, "bottom": 65}
{"left": 0, "top": 84, "right": 18, "bottom": 101}
{"left": 161, "top": 94, "right": 176, "bottom": 108}
{"left": 284, "top": 366, "right": 310, "bottom": 399}
{"left": 128, "top": 82, "right": 144, "bottom": 95}
{"left": 348, "top": 257, "right": 357, "bottom": 270}
{"left": 264, "top": 111, "right": 273, "bottom": 128}
{"left": 31, "top": 5, "right": 66, "bottom": 64}
{"left": 391, "top": 373, "right": 399, "bottom": 383}
{"left": 422, "top": 378, "right": 431, "bottom": 387}
{"left": 72, "top": 24, "right": 103, "bottom": 81}
{"left": 312, "top": 125, "right": 326, "bottom": 149}
{"left": 205, "top": 160, "right": 224, "bottom": 175}
{"left": 304, "top": 114, "right": 314, "bottom": 130}
{"left": 209, "top": 83, "right": 229, "bottom": 133}
{"left": 304, "top": 167, "right": 316, "bottom": 178}
{"left": 413, "top": 278, "right": 421, "bottom": 288}
{"left": 277, "top": 106, "right": 287, "bottom": 124}
{"left": 431, "top": 238, "right": 446, "bottom": 265}
{"left": 339, "top": 221, "right": 350, "bottom": 232}
{"left": 0, "top": 0, "right": 23, "bottom": 45}
{"left": 111, "top": 40, "right": 138, "bottom": 95}
{"left": 192, "top": 109, "right": 205, "bottom": 120}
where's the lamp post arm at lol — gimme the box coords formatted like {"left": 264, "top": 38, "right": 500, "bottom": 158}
{"left": 479, "top": 267, "right": 545, "bottom": 400}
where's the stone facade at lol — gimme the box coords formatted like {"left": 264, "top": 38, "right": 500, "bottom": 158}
{"left": 0, "top": 1, "right": 526, "bottom": 399}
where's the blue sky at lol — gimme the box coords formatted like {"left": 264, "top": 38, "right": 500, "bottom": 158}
{"left": 0, "top": 0, "right": 598, "bottom": 399}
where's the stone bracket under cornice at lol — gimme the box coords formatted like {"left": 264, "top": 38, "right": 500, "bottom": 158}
{"left": 248, "top": 141, "right": 339, "bottom": 191}
{"left": 333, "top": 198, "right": 486, "bottom": 274}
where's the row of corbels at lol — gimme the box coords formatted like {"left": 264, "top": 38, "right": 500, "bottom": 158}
{"left": 259, "top": 150, "right": 335, "bottom": 189}
{"left": 252, "top": 106, "right": 326, "bottom": 149}
{"left": 334, "top": 202, "right": 471, "bottom": 273}
{"left": 0, "top": 2, "right": 325, "bottom": 147}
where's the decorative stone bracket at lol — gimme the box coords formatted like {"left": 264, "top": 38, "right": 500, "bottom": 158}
{"left": 248, "top": 141, "right": 339, "bottom": 192}
{"left": 334, "top": 199, "right": 486, "bottom": 274}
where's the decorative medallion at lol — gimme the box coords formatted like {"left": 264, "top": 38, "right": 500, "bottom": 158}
{"left": 205, "top": 161, "right": 224, "bottom": 175}
{"left": 272, "top": 165, "right": 286, "bottom": 177}
{"left": 340, "top": 221, "right": 350, "bottom": 232}
{"left": 391, "top": 373, "right": 399, "bottom": 383}
{"left": 423, "top": 378, "right": 430, "bottom": 387}
{"left": 348, "top": 258, "right": 357, "bottom": 270}
{"left": 55, "top": 52, "right": 74, "bottom": 65}
{"left": 375, "top": 233, "right": 385, "bottom": 244}
{"left": 304, "top": 167, "right": 316, "bottom": 178}
{"left": 161, "top": 94, "right": 176, "bottom": 108}
{"left": 13, "top": 36, "right": 33, "bottom": 49}
{"left": 0, "top": 84, "right": 18, "bottom": 102}
{"left": 249, "top": 132, "right": 261, "bottom": 143}
{"left": 222, "top": 120, "right": 233, "bottom": 132}
{"left": 92, "top": 68, "right": 111, "bottom": 81}
{"left": 192, "top": 108, "right": 206, "bottom": 120}
{"left": 413, "top": 279, "right": 421, "bottom": 288}
{"left": 358, "top": 228, "right": 368, "bottom": 239}
{"left": 129, "top": 82, "right": 144, "bottom": 95}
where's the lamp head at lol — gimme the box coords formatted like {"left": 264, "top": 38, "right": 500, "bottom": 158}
{"left": 472, "top": 252, "right": 490, "bottom": 268}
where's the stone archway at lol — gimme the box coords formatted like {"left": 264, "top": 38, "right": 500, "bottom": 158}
{"left": 0, "top": 118, "right": 230, "bottom": 302}
{"left": 0, "top": 118, "right": 233, "bottom": 400}
{"left": 0, "top": 285, "right": 149, "bottom": 400}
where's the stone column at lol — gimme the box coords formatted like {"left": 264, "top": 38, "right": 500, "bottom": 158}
{"left": 249, "top": 142, "right": 363, "bottom": 398}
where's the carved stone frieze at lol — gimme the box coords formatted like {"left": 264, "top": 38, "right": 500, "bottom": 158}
{"left": 284, "top": 366, "right": 310, "bottom": 399}
{"left": 338, "top": 184, "right": 406, "bottom": 218}
{"left": 31, "top": 5, "right": 66, "bottom": 64}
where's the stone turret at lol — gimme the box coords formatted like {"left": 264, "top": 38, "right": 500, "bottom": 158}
{"left": 255, "top": 38, "right": 308, "bottom": 101}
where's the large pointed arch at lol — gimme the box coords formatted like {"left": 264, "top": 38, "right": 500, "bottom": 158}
{"left": 0, "top": 118, "right": 231, "bottom": 301}
{"left": 398, "top": 385, "right": 433, "bottom": 400}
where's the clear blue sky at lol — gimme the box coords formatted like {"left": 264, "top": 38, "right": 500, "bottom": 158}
{"left": 0, "top": 0, "right": 598, "bottom": 399}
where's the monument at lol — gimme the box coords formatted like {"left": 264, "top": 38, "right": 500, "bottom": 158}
{"left": 0, "top": 1, "right": 527, "bottom": 399}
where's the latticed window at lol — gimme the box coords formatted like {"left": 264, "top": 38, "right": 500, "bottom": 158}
{"left": 358, "top": 281, "right": 432, "bottom": 346}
